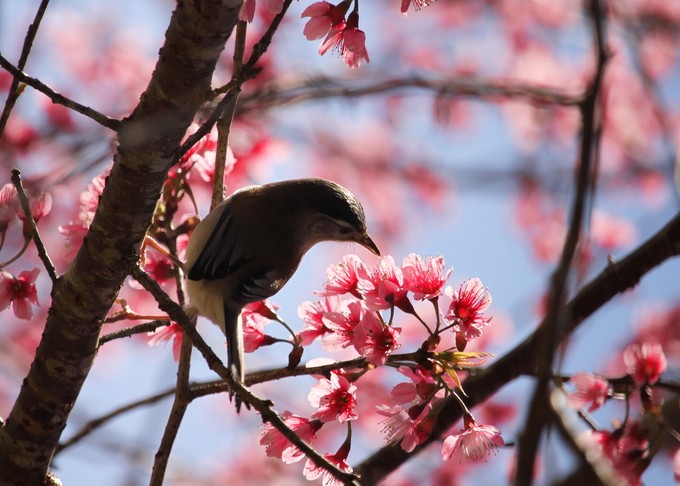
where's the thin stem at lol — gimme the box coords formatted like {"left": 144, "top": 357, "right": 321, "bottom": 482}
{"left": 432, "top": 298, "right": 442, "bottom": 333}
{"left": 0, "top": 237, "right": 30, "bottom": 269}
{"left": 10, "top": 169, "right": 58, "bottom": 282}
{"left": 409, "top": 307, "right": 433, "bottom": 335}
{"left": 274, "top": 316, "right": 300, "bottom": 345}
{"left": 0, "top": 0, "right": 51, "bottom": 137}
{"left": 449, "top": 389, "right": 471, "bottom": 416}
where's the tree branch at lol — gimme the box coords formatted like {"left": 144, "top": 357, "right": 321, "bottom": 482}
{"left": 515, "top": 1, "right": 609, "bottom": 483}
{"left": 237, "top": 74, "right": 584, "bottom": 113}
{"left": 0, "top": 53, "right": 121, "bottom": 132}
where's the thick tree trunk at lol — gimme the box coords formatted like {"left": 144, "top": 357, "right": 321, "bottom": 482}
{"left": 0, "top": 1, "right": 242, "bottom": 483}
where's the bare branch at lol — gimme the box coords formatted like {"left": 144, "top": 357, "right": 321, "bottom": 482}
{"left": 11, "top": 169, "right": 58, "bottom": 283}
{"left": 0, "top": 53, "right": 122, "bottom": 132}
{"left": 0, "top": 0, "right": 50, "bottom": 137}
{"left": 515, "top": 2, "right": 610, "bottom": 483}
{"left": 238, "top": 74, "right": 583, "bottom": 113}
{"left": 149, "top": 317, "right": 194, "bottom": 485}
{"left": 98, "top": 320, "right": 170, "bottom": 345}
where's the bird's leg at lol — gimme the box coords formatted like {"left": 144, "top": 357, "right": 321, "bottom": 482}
{"left": 143, "top": 235, "right": 185, "bottom": 270}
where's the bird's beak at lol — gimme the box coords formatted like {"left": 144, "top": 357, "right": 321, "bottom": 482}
{"left": 360, "top": 234, "right": 380, "bottom": 256}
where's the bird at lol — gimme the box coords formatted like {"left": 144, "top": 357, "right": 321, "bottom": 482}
{"left": 184, "top": 178, "right": 380, "bottom": 409}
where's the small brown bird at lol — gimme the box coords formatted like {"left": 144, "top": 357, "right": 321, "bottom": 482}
{"left": 184, "top": 178, "right": 379, "bottom": 407}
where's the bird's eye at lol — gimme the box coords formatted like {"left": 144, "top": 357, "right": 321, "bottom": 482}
{"left": 338, "top": 226, "right": 353, "bottom": 236}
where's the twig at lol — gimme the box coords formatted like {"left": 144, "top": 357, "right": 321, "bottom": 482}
{"left": 0, "top": 0, "right": 50, "bottom": 138}
{"left": 55, "top": 388, "right": 177, "bottom": 454}
{"left": 213, "top": 0, "right": 294, "bottom": 96}
{"left": 173, "top": 0, "right": 294, "bottom": 165}
{"left": 10, "top": 169, "right": 58, "bottom": 283}
{"left": 514, "top": 2, "right": 609, "bottom": 484}
{"left": 211, "top": 21, "right": 246, "bottom": 210}
{"left": 149, "top": 314, "right": 194, "bottom": 486}
{"left": 131, "top": 267, "right": 360, "bottom": 485}
{"left": 98, "top": 320, "right": 170, "bottom": 345}
{"left": 0, "top": 53, "right": 122, "bottom": 132}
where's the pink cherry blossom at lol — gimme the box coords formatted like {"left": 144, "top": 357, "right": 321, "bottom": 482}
{"left": 442, "top": 278, "right": 492, "bottom": 342}
{"left": 321, "top": 299, "right": 365, "bottom": 350}
{"left": 441, "top": 417, "right": 504, "bottom": 463}
{"left": 376, "top": 402, "right": 433, "bottom": 452}
{"left": 590, "top": 210, "right": 637, "bottom": 251}
{"left": 194, "top": 144, "right": 235, "bottom": 184}
{"left": 142, "top": 247, "right": 175, "bottom": 283}
{"left": 301, "top": 1, "right": 349, "bottom": 41}
{"left": 239, "top": 0, "right": 256, "bottom": 22}
{"left": 42, "top": 97, "right": 75, "bottom": 131}
{"left": 297, "top": 295, "right": 342, "bottom": 346}
{"left": 177, "top": 124, "right": 237, "bottom": 184}
{"left": 401, "top": 253, "right": 451, "bottom": 300}
{"left": 58, "top": 221, "right": 89, "bottom": 262}
{"left": 147, "top": 322, "right": 183, "bottom": 361}
{"left": 390, "top": 366, "right": 437, "bottom": 405}
{"left": 241, "top": 301, "right": 277, "bottom": 352}
{"left": 303, "top": 444, "right": 352, "bottom": 486}
{"left": 318, "top": 12, "right": 370, "bottom": 69}
{"left": 317, "top": 254, "right": 367, "bottom": 298}
{"left": 308, "top": 371, "right": 358, "bottom": 423}
{"left": 79, "top": 170, "right": 108, "bottom": 224}
{"left": 357, "top": 255, "right": 409, "bottom": 311}
{"left": 623, "top": 342, "right": 667, "bottom": 385}
{"left": 352, "top": 311, "right": 401, "bottom": 366}
{"left": 0, "top": 183, "right": 18, "bottom": 232}
{"left": 259, "top": 412, "right": 322, "bottom": 464}
{"left": 17, "top": 191, "right": 52, "bottom": 237}
{"left": 566, "top": 372, "right": 611, "bottom": 412}
{"left": 239, "top": 0, "right": 284, "bottom": 22}
{"left": 580, "top": 423, "right": 649, "bottom": 486}
{"left": 0, "top": 268, "right": 40, "bottom": 320}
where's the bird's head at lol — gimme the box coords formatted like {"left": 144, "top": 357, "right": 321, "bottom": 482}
{"left": 293, "top": 179, "right": 380, "bottom": 256}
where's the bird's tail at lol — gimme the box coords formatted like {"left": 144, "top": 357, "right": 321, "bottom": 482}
{"left": 224, "top": 304, "right": 245, "bottom": 412}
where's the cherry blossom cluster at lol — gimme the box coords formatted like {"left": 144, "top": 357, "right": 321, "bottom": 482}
{"left": 245, "top": 252, "right": 503, "bottom": 483}
{"left": 565, "top": 342, "right": 670, "bottom": 485}
{"left": 0, "top": 183, "right": 51, "bottom": 321}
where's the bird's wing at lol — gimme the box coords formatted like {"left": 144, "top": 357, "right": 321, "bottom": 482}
{"left": 239, "top": 270, "right": 280, "bottom": 303}
{"left": 187, "top": 201, "right": 250, "bottom": 281}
